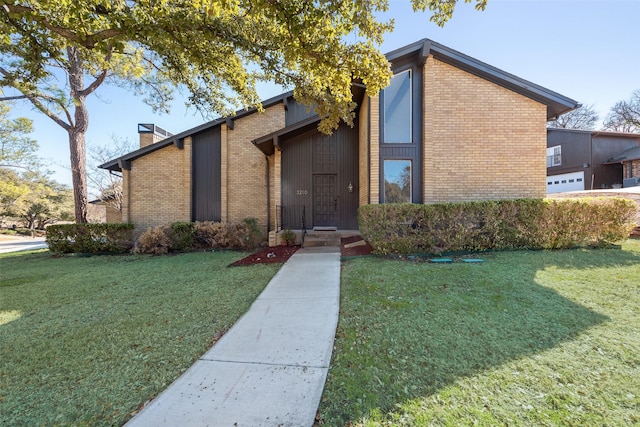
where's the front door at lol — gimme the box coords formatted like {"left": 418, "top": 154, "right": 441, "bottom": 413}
{"left": 313, "top": 174, "right": 337, "bottom": 227}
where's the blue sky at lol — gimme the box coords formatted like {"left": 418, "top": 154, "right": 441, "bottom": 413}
{"left": 8, "top": 0, "right": 640, "bottom": 187}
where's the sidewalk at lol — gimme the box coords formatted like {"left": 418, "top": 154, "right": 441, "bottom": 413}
{"left": 126, "top": 246, "right": 341, "bottom": 427}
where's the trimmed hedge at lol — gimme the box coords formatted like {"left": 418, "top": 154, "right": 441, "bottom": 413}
{"left": 133, "top": 219, "right": 264, "bottom": 254}
{"left": 359, "top": 198, "right": 637, "bottom": 255}
{"left": 46, "top": 223, "right": 135, "bottom": 254}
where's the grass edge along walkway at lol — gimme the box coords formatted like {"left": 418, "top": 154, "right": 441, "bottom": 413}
{"left": 0, "top": 250, "right": 281, "bottom": 427}
{"left": 319, "top": 240, "right": 640, "bottom": 426}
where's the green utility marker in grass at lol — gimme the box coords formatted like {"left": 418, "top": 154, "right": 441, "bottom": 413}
{"left": 430, "top": 258, "right": 453, "bottom": 263}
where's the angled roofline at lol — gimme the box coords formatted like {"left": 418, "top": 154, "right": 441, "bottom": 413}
{"left": 604, "top": 146, "right": 640, "bottom": 164}
{"left": 252, "top": 115, "right": 321, "bottom": 155}
{"left": 387, "top": 39, "right": 579, "bottom": 120}
{"left": 99, "top": 91, "right": 293, "bottom": 171}
{"left": 547, "top": 127, "right": 640, "bottom": 139}
{"left": 102, "top": 38, "right": 580, "bottom": 171}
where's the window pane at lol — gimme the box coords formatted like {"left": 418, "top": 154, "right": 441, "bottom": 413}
{"left": 383, "top": 70, "right": 412, "bottom": 143}
{"left": 384, "top": 160, "right": 411, "bottom": 203}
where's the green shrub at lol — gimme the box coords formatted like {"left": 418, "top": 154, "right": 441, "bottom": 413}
{"left": 241, "top": 217, "right": 263, "bottom": 249}
{"left": 280, "top": 229, "right": 296, "bottom": 246}
{"left": 359, "top": 198, "right": 637, "bottom": 255}
{"left": 46, "top": 223, "right": 135, "bottom": 254}
{"left": 169, "top": 221, "right": 195, "bottom": 251}
{"left": 133, "top": 226, "right": 172, "bottom": 255}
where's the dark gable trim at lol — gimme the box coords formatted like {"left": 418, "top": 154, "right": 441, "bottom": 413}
{"left": 388, "top": 39, "right": 579, "bottom": 120}
{"left": 99, "top": 91, "right": 293, "bottom": 171}
{"left": 102, "top": 39, "right": 579, "bottom": 171}
{"left": 253, "top": 115, "right": 321, "bottom": 155}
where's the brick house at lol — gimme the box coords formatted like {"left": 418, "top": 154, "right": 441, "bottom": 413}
{"left": 100, "top": 39, "right": 578, "bottom": 239}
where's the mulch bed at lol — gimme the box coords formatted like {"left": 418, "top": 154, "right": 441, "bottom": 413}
{"left": 340, "top": 235, "right": 373, "bottom": 256}
{"left": 228, "top": 244, "right": 301, "bottom": 267}
{"left": 229, "top": 235, "right": 373, "bottom": 266}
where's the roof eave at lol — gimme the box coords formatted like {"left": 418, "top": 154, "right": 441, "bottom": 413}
{"left": 387, "top": 39, "right": 579, "bottom": 120}
{"left": 99, "top": 91, "right": 293, "bottom": 171}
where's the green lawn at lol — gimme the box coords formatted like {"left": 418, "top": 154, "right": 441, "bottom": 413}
{"left": 320, "top": 240, "right": 640, "bottom": 426}
{"left": 0, "top": 250, "right": 281, "bottom": 427}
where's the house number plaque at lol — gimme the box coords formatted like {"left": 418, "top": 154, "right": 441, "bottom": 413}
{"left": 296, "top": 190, "right": 308, "bottom": 195}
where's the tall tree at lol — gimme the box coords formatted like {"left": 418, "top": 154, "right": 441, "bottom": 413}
{"left": 0, "top": 101, "right": 40, "bottom": 170}
{"left": 0, "top": 168, "right": 73, "bottom": 228}
{"left": 548, "top": 104, "right": 599, "bottom": 130}
{"left": 0, "top": 0, "right": 486, "bottom": 223}
{"left": 603, "top": 89, "right": 640, "bottom": 133}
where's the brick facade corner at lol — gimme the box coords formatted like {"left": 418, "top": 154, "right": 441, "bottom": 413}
{"left": 423, "top": 56, "right": 547, "bottom": 203}
{"left": 358, "top": 96, "right": 370, "bottom": 206}
{"left": 226, "top": 105, "right": 286, "bottom": 232}
{"left": 369, "top": 95, "right": 380, "bottom": 204}
{"left": 126, "top": 140, "right": 192, "bottom": 230}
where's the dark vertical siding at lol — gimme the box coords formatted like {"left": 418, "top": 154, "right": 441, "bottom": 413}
{"left": 281, "top": 123, "right": 359, "bottom": 229}
{"left": 285, "top": 97, "right": 317, "bottom": 127}
{"left": 281, "top": 130, "right": 313, "bottom": 228}
{"left": 192, "top": 127, "right": 221, "bottom": 221}
{"left": 335, "top": 124, "right": 359, "bottom": 229}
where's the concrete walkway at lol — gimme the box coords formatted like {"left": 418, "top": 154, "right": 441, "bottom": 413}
{"left": 126, "top": 246, "right": 341, "bottom": 427}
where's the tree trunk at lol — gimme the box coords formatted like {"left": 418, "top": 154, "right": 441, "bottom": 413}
{"left": 69, "top": 127, "right": 88, "bottom": 223}
{"left": 68, "top": 46, "right": 89, "bottom": 223}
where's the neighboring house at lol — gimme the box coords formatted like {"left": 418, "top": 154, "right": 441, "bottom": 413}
{"left": 100, "top": 38, "right": 578, "bottom": 239}
{"left": 604, "top": 146, "right": 640, "bottom": 187}
{"left": 546, "top": 128, "right": 640, "bottom": 193}
{"left": 89, "top": 196, "right": 122, "bottom": 224}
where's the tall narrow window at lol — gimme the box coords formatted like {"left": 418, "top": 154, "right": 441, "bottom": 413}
{"left": 383, "top": 70, "right": 412, "bottom": 143}
{"left": 384, "top": 160, "right": 412, "bottom": 203}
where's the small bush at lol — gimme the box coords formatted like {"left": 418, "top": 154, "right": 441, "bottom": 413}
{"left": 169, "top": 222, "right": 194, "bottom": 251}
{"left": 194, "top": 219, "right": 263, "bottom": 251}
{"left": 133, "top": 226, "right": 172, "bottom": 255}
{"left": 194, "top": 221, "right": 230, "bottom": 248}
{"left": 280, "top": 229, "right": 296, "bottom": 246}
{"left": 46, "top": 223, "right": 135, "bottom": 254}
{"left": 359, "top": 198, "right": 637, "bottom": 255}
{"left": 242, "top": 218, "right": 263, "bottom": 249}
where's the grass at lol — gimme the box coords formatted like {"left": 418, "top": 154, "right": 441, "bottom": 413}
{"left": 320, "top": 240, "right": 640, "bottom": 426}
{"left": 0, "top": 250, "right": 281, "bottom": 427}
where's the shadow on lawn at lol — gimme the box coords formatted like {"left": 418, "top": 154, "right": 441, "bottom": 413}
{"left": 320, "top": 247, "right": 640, "bottom": 425}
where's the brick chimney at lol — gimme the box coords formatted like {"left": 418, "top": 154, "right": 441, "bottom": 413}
{"left": 138, "top": 123, "right": 173, "bottom": 148}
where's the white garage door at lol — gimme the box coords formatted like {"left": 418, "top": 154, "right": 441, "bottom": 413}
{"left": 547, "top": 171, "right": 585, "bottom": 194}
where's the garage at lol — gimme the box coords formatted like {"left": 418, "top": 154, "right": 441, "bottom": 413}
{"left": 546, "top": 171, "right": 585, "bottom": 194}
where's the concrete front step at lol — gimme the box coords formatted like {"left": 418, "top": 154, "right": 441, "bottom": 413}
{"left": 303, "top": 235, "right": 341, "bottom": 247}
{"left": 303, "top": 230, "right": 359, "bottom": 248}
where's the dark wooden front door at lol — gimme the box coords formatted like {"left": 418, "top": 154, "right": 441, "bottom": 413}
{"left": 313, "top": 174, "right": 337, "bottom": 226}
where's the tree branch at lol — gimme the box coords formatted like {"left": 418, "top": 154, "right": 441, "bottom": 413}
{"left": 0, "top": 66, "right": 73, "bottom": 130}
{"left": 3, "top": 3, "right": 124, "bottom": 49}
{"left": 80, "top": 50, "right": 112, "bottom": 97}
{"left": 0, "top": 95, "right": 29, "bottom": 101}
